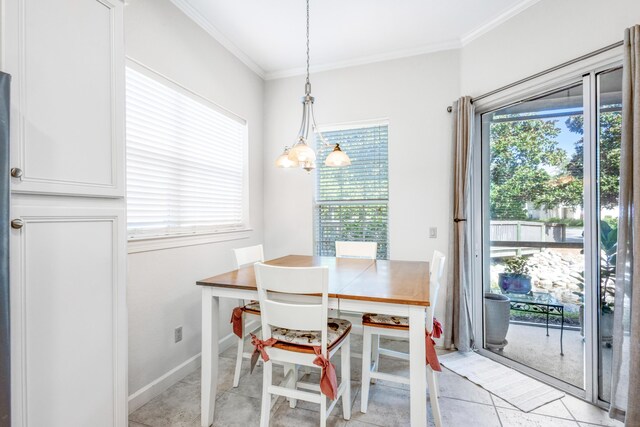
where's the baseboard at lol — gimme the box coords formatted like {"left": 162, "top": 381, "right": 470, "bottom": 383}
{"left": 128, "top": 352, "right": 202, "bottom": 414}
{"left": 128, "top": 325, "right": 246, "bottom": 414}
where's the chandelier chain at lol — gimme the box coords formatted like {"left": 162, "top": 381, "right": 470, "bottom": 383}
{"left": 305, "top": 0, "right": 310, "bottom": 92}
{"left": 275, "top": 0, "right": 350, "bottom": 169}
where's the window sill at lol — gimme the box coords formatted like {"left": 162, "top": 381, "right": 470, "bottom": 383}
{"left": 127, "top": 228, "right": 253, "bottom": 254}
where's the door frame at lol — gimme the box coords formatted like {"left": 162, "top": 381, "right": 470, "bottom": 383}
{"left": 469, "top": 50, "right": 623, "bottom": 406}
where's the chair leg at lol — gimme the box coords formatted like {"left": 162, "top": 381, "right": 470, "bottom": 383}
{"left": 260, "top": 360, "right": 273, "bottom": 427}
{"left": 371, "top": 334, "right": 380, "bottom": 384}
{"left": 320, "top": 394, "right": 327, "bottom": 427}
{"left": 426, "top": 367, "right": 442, "bottom": 427}
{"left": 360, "top": 327, "right": 372, "bottom": 413}
{"left": 284, "top": 363, "right": 298, "bottom": 408}
{"left": 233, "top": 314, "right": 245, "bottom": 387}
{"left": 341, "top": 336, "right": 351, "bottom": 420}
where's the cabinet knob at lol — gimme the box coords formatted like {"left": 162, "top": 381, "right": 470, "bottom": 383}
{"left": 11, "top": 219, "right": 24, "bottom": 230}
{"left": 10, "top": 168, "right": 23, "bottom": 178}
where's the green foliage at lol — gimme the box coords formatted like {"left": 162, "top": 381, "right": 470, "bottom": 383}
{"left": 504, "top": 256, "right": 530, "bottom": 276}
{"left": 566, "top": 113, "right": 621, "bottom": 209}
{"left": 489, "top": 110, "right": 621, "bottom": 219}
{"left": 489, "top": 119, "right": 582, "bottom": 219}
{"left": 572, "top": 221, "right": 618, "bottom": 312}
{"left": 316, "top": 204, "right": 388, "bottom": 259}
{"left": 602, "top": 216, "right": 618, "bottom": 228}
{"left": 600, "top": 220, "right": 617, "bottom": 313}
{"left": 542, "top": 217, "right": 584, "bottom": 227}
{"left": 510, "top": 309, "right": 581, "bottom": 326}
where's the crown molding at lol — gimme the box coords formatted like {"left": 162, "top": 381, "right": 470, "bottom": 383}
{"left": 169, "top": 0, "right": 266, "bottom": 79}
{"left": 460, "top": 0, "right": 542, "bottom": 46}
{"left": 264, "top": 39, "right": 462, "bottom": 80}
{"left": 171, "top": 0, "right": 539, "bottom": 82}
{"left": 264, "top": 0, "right": 539, "bottom": 80}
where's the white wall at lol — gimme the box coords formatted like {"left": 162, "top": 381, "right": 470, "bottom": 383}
{"left": 124, "top": 0, "right": 640, "bottom": 403}
{"left": 125, "top": 0, "right": 264, "bottom": 401}
{"left": 263, "top": 51, "right": 461, "bottom": 322}
{"left": 461, "top": 0, "right": 640, "bottom": 96}
{"left": 263, "top": 0, "right": 640, "bottom": 326}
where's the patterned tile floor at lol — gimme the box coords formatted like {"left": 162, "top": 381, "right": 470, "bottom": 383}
{"left": 129, "top": 336, "right": 622, "bottom": 427}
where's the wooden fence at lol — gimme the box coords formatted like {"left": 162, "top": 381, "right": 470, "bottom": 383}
{"left": 490, "top": 221, "right": 570, "bottom": 257}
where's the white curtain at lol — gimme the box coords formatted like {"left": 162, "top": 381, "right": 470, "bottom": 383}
{"left": 610, "top": 24, "right": 640, "bottom": 425}
{"left": 444, "top": 96, "right": 475, "bottom": 351}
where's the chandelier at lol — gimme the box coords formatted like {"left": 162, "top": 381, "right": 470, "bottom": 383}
{"left": 274, "top": 0, "right": 351, "bottom": 172}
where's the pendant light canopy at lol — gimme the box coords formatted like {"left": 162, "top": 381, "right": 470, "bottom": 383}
{"left": 275, "top": 0, "right": 350, "bottom": 171}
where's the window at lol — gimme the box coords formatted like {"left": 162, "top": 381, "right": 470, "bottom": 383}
{"left": 126, "top": 65, "right": 247, "bottom": 239}
{"left": 314, "top": 123, "right": 389, "bottom": 259}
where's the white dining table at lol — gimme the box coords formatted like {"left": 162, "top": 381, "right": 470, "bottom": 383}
{"left": 197, "top": 255, "right": 437, "bottom": 427}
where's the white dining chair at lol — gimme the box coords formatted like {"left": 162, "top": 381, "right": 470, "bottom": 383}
{"left": 335, "top": 241, "right": 378, "bottom": 259}
{"left": 231, "top": 244, "right": 264, "bottom": 387}
{"left": 360, "top": 250, "right": 446, "bottom": 427}
{"left": 254, "top": 263, "right": 352, "bottom": 427}
{"left": 335, "top": 241, "right": 377, "bottom": 322}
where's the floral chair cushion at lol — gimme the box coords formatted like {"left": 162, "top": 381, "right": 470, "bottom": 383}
{"left": 362, "top": 313, "right": 409, "bottom": 327}
{"left": 270, "top": 318, "right": 352, "bottom": 348}
{"left": 242, "top": 301, "right": 261, "bottom": 314}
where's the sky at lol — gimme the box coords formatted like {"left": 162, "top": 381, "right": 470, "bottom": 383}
{"left": 554, "top": 114, "right": 582, "bottom": 155}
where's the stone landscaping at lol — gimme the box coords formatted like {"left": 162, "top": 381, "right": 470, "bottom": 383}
{"left": 491, "top": 248, "right": 585, "bottom": 324}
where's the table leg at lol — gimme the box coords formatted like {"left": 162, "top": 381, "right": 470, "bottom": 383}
{"left": 560, "top": 309, "right": 564, "bottom": 356}
{"left": 409, "top": 306, "right": 427, "bottom": 427}
{"left": 201, "top": 287, "right": 219, "bottom": 427}
{"left": 546, "top": 307, "right": 550, "bottom": 337}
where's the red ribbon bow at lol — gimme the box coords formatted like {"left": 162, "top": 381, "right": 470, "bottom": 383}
{"left": 249, "top": 333, "right": 277, "bottom": 373}
{"left": 424, "top": 318, "right": 443, "bottom": 372}
{"left": 313, "top": 347, "right": 338, "bottom": 400}
{"left": 230, "top": 307, "right": 244, "bottom": 339}
{"left": 432, "top": 318, "right": 443, "bottom": 339}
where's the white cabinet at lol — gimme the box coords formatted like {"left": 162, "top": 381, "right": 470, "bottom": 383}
{"left": 10, "top": 203, "right": 127, "bottom": 427}
{"left": 3, "top": 0, "right": 127, "bottom": 425}
{"left": 4, "top": 0, "right": 124, "bottom": 197}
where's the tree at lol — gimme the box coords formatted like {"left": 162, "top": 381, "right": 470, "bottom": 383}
{"left": 565, "top": 113, "right": 621, "bottom": 209}
{"left": 490, "top": 105, "right": 622, "bottom": 221}
{"left": 490, "top": 119, "right": 581, "bottom": 219}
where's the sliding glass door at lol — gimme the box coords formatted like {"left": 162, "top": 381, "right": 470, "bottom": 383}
{"left": 596, "top": 68, "right": 622, "bottom": 402}
{"left": 476, "top": 64, "right": 622, "bottom": 403}
{"left": 481, "top": 83, "right": 586, "bottom": 389}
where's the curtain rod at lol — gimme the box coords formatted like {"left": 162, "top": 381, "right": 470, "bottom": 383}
{"left": 446, "top": 40, "right": 624, "bottom": 113}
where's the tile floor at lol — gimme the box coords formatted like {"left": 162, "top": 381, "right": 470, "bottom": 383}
{"left": 129, "top": 335, "right": 622, "bottom": 427}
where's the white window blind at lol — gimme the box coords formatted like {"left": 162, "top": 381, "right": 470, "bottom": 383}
{"left": 126, "top": 66, "right": 247, "bottom": 238}
{"left": 315, "top": 124, "right": 389, "bottom": 259}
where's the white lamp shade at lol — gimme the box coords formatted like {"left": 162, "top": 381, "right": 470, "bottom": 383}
{"left": 324, "top": 145, "right": 351, "bottom": 167}
{"left": 275, "top": 150, "right": 297, "bottom": 168}
{"left": 288, "top": 141, "right": 316, "bottom": 164}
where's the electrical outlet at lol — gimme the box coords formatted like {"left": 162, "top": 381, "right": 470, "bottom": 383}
{"left": 174, "top": 326, "right": 183, "bottom": 343}
{"left": 429, "top": 227, "right": 437, "bottom": 238}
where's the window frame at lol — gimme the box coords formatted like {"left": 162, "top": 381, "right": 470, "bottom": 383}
{"left": 125, "top": 59, "right": 250, "bottom": 252}
{"left": 313, "top": 119, "right": 390, "bottom": 259}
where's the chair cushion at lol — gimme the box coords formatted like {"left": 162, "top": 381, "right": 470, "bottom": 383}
{"left": 270, "top": 318, "right": 352, "bottom": 354}
{"left": 362, "top": 313, "right": 409, "bottom": 329}
{"left": 242, "top": 301, "right": 261, "bottom": 314}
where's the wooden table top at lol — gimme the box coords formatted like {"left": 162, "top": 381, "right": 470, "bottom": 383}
{"left": 196, "top": 255, "right": 431, "bottom": 306}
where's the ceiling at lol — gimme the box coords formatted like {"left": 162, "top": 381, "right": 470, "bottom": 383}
{"left": 170, "top": 0, "right": 541, "bottom": 80}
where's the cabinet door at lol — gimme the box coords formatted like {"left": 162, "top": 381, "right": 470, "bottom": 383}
{"left": 3, "top": 0, "right": 124, "bottom": 197}
{"left": 10, "top": 204, "right": 127, "bottom": 427}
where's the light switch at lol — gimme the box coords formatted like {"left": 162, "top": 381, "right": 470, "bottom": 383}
{"left": 429, "top": 227, "right": 437, "bottom": 238}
